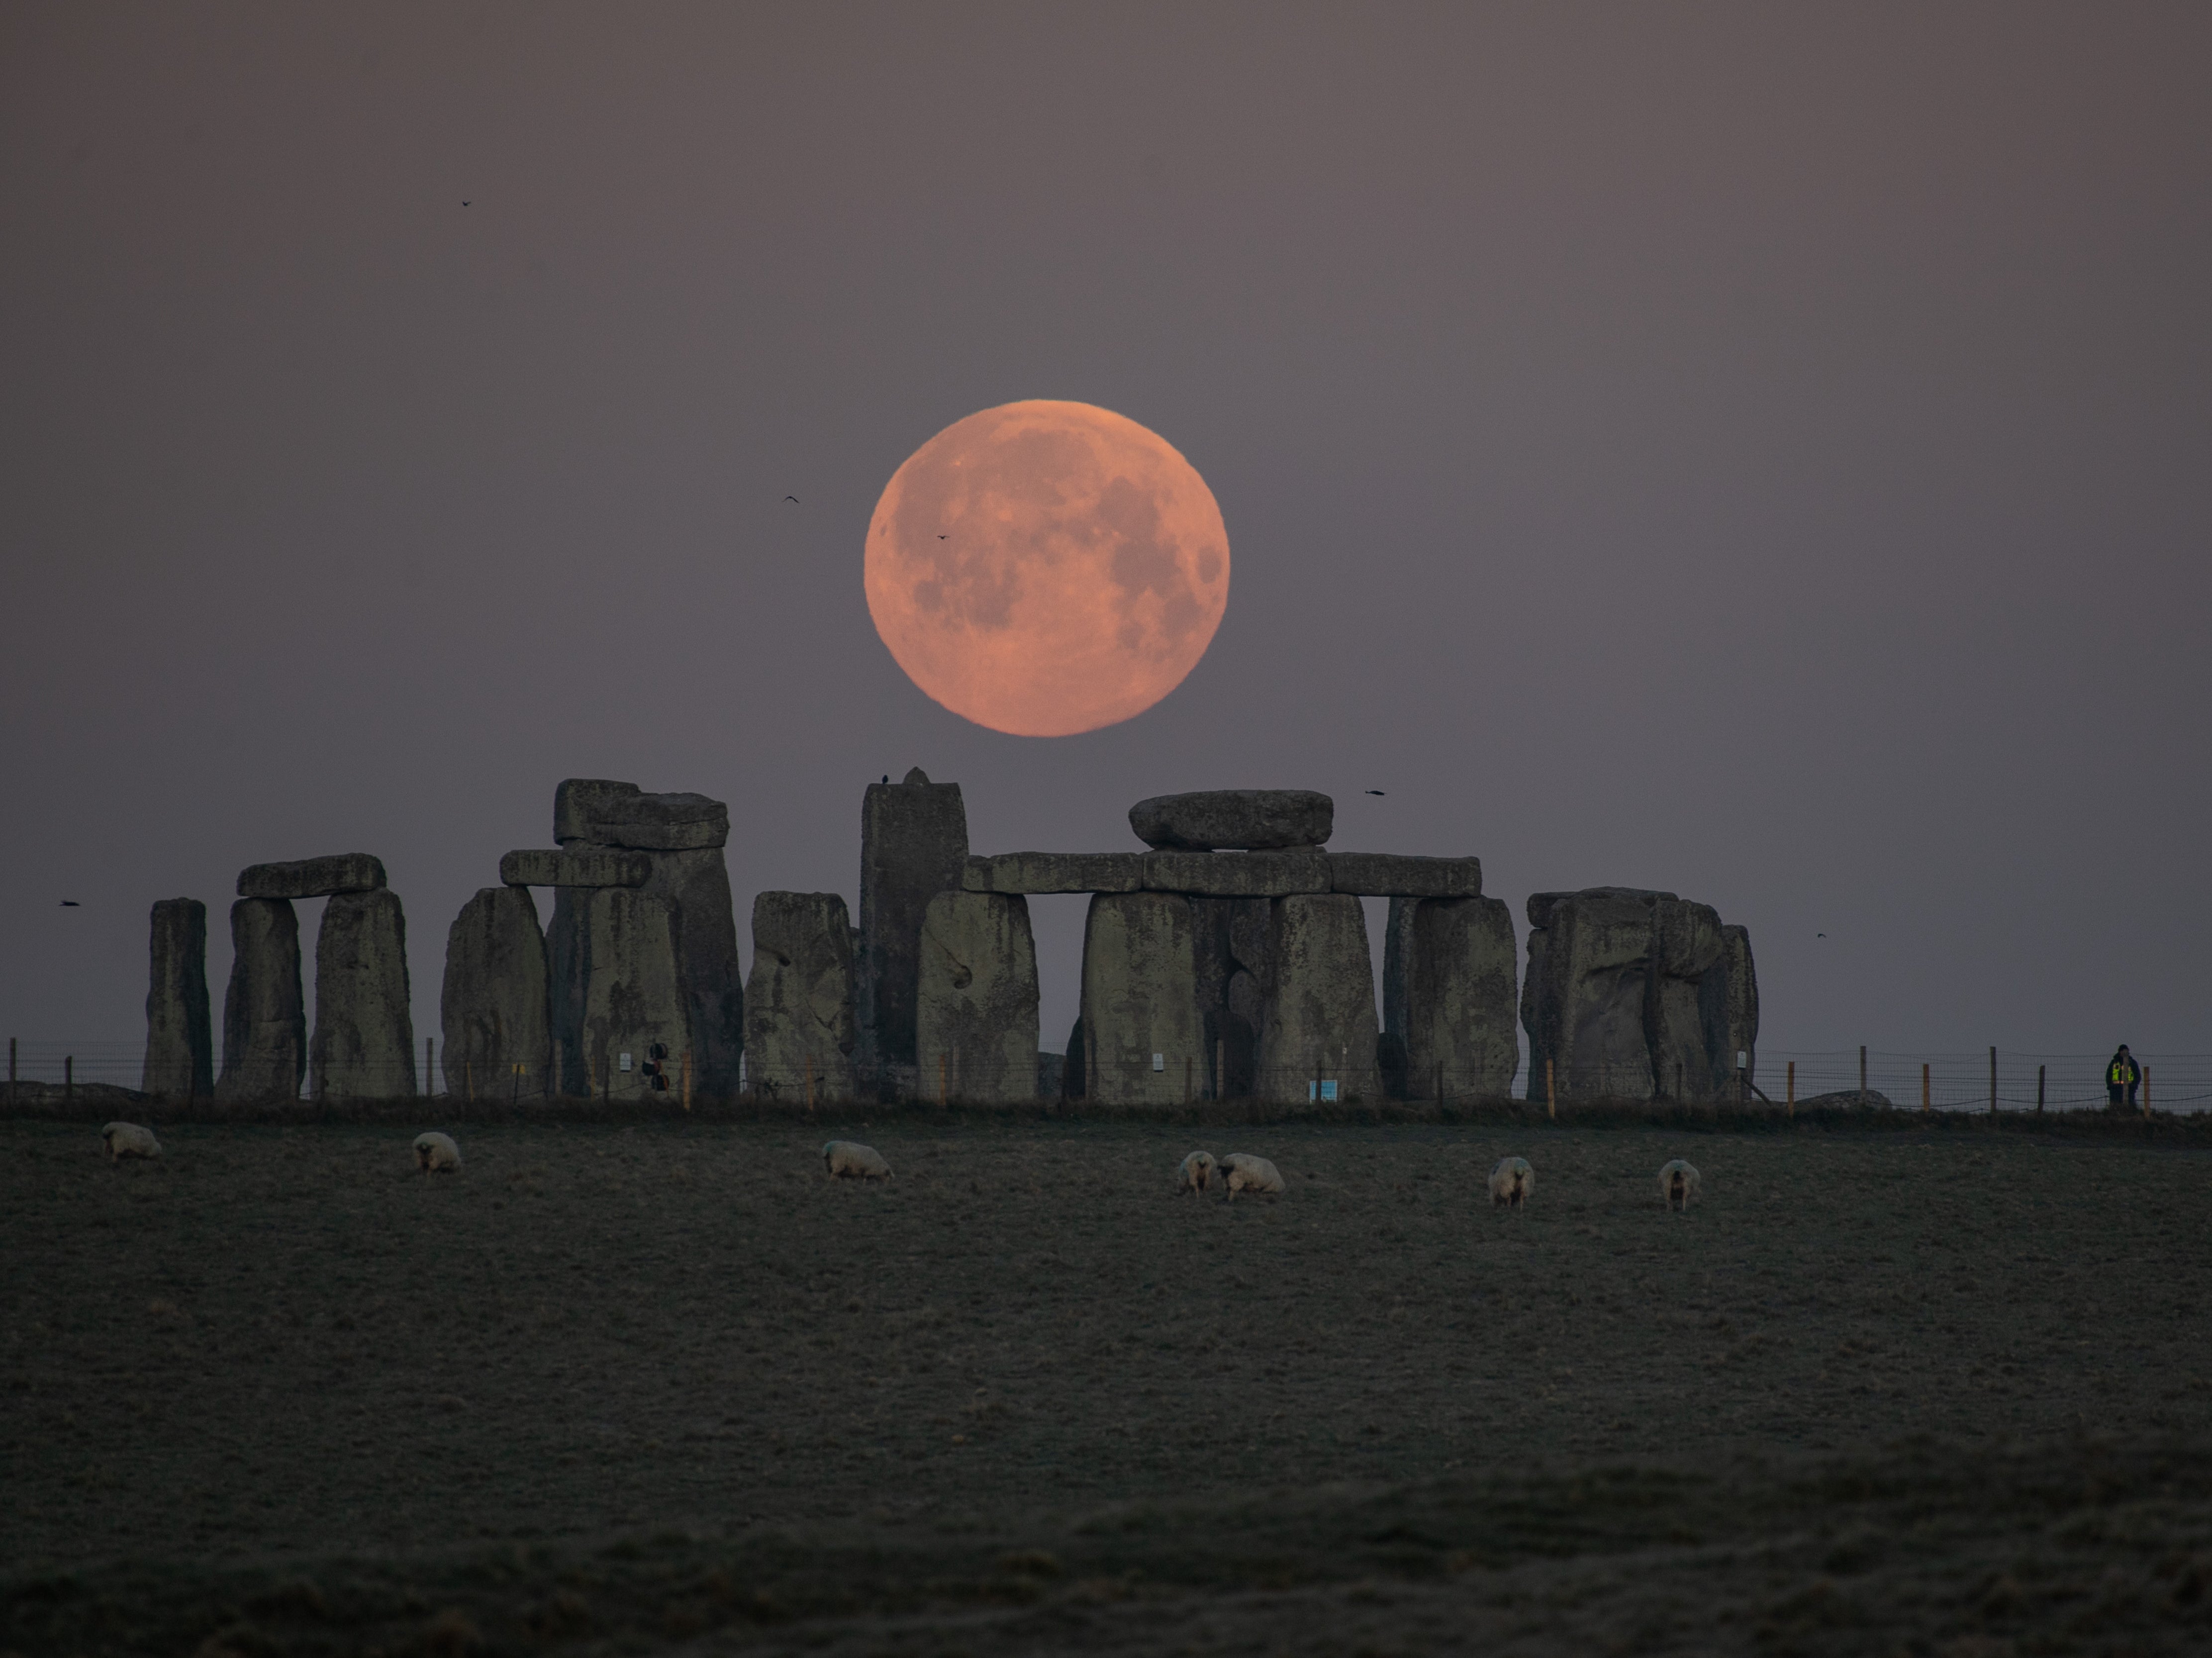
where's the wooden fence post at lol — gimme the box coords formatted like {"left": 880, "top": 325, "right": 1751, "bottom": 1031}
{"left": 65, "top": 1055, "right": 74, "bottom": 1105}
{"left": 2142, "top": 1066, "right": 2151, "bottom": 1119}
{"left": 1214, "top": 1037, "right": 1225, "bottom": 1102}
{"left": 6, "top": 1037, "right": 13, "bottom": 1107}
{"left": 682, "top": 1049, "right": 693, "bottom": 1111}
{"left": 2037, "top": 1064, "right": 2046, "bottom": 1112}
{"left": 1545, "top": 1058, "right": 1556, "bottom": 1120}
{"left": 1922, "top": 1062, "right": 1930, "bottom": 1114}
{"left": 1787, "top": 1059, "right": 1795, "bottom": 1114}
{"left": 511, "top": 1063, "right": 522, "bottom": 1108}
{"left": 1859, "top": 1045, "right": 1867, "bottom": 1095}
{"left": 1988, "top": 1046, "right": 1997, "bottom": 1116}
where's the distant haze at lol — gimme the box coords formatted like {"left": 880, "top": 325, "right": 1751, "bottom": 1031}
{"left": 3, "top": 3, "right": 2207, "bottom": 1075}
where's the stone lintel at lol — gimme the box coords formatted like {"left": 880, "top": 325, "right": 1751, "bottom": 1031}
{"left": 500, "top": 849, "right": 651, "bottom": 889}
{"left": 1328, "top": 852, "right": 1482, "bottom": 899}
{"left": 1142, "top": 850, "right": 1330, "bottom": 898}
{"left": 237, "top": 854, "right": 386, "bottom": 900}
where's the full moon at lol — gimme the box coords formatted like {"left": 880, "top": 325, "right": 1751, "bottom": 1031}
{"left": 865, "top": 400, "right": 1230, "bottom": 737}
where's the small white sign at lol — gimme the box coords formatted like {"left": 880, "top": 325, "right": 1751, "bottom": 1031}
{"left": 1737, "top": 1050, "right": 1748, "bottom": 1068}
{"left": 619, "top": 1052, "right": 633, "bottom": 1073}
{"left": 1152, "top": 1052, "right": 1165, "bottom": 1072}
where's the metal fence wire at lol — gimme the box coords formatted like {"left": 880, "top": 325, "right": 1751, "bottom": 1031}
{"left": 6, "top": 1037, "right": 2209, "bottom": 1112}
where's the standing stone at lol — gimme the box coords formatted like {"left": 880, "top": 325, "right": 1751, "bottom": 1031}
{"left": 1649, "top": 898, "right": 1725, "bottom": 1101}
{"left": 1518, "top": 893, "right": 1570, "bottom": 1102}
{"left": 744, "top": 891, "right": 858, "bottom": 1104}
{"left": 1080, "top": 892, "right": 1202, "bottom": 1107}
{"left": 440, "top": 887, "right": 550, "bottom": 1102}
{"left": 1190, "top": 896, "right": 1266, "bottom": 1100}
{"left": 1255, "top": 893, "right": 1380, "bottom": 1105}
{"left": 858, "top": 769, "right": 968, "bottom": 1083}
{"left": 217, "top": 898, "right": 304, "bottom": 1102}
{"left": 1700, "top": 923, "right": 1759, "bottom": 1097}
{"left": 577, "top": 888, "right": 691, "bottom": 1102}
{"left": 1531, "top": 888, "right": 1667, "bottom": 1101}
{"left": 310, "top": 890, "right": 417, "bottom": 1101}
{"left": 141, "top": 898, "right": 212, "bottom": 1099}
{"left": 546, "top": 779, "right": 743, "bottom": 1099}
{"left": 915, "top": 890, "right": 1038, "bottom": 1105}
{"left": 1384, "top": 895, "right": 1518, "bottom": 1103}
{"left": 1062, "top": 1016, "right": 1087, "bottom": 1101}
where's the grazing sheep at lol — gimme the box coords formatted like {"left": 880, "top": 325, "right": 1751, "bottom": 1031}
{"left": 1489, "top": 1155, "right": 1534, "bottom": 1208}
{"left": 413, "top": 1132, "right": 462, "bottom": 1173}
{"left": 823, "top": 1140, "right": 892, "bottom": 1180}
{"left": 1658, "top": 1159, "right": 1701, "bottom": 1211}
{"left": 1176, "top": 1151, "right": 1218, "bottom": 1196}
{"left": 100, "top": 1122, "right": 161, "bottom": 1163}
{"left": 1219, "top": 1152, "right": 1284, "bottom": 1199}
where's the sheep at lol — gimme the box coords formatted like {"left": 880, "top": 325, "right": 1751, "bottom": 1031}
{"left": 413, "top": 1132, "right": 462, "bottom": 1174}
{"left": 1176, "top": 1150, "right": 1218, "bottom": 1196}
{"left": 100, "top": 1122, "right": 161, "bottom": 1163}
{"left": 823, "top": 1140, "right": 891, "bottom": 1180}
{"left": 1218, "top": 1152, "right": 1284, "bottom": 1200}
{"left": 1489, "top": 1155, "right": 1534, "bottom": 1208}
{"left": 1658, "top": 1159, "right": 1701, "bottom": 1211}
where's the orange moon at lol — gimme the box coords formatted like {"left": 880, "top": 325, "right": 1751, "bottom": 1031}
{"left": 865, "top": 400, "right": 1230, "bottom": 737}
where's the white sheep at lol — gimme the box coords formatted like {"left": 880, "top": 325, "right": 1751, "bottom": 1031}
{"left": 1176, "top": 1150, "right": 1218, "bottom": 1196}
{"left": 1218, "top": 1152, "right": 1284, "bottom": 1199}
{"left": 413, "top": 1132, "right": 462, "bottom": 1174}
{"left": 1658, "top": 1159, "right": 1701, "bottom": 1211}
{"left": 1489, "top": 1155, "right": 1534, "bottom": 1208}
{"left": 823, "top": 1140, "right": 891, "bottom": 1180}
{"left": 100, "top": 1122, "right": 162, "bottom": 1163}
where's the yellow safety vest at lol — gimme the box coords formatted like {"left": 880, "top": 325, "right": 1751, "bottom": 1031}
{"left": 2109, "top": 1057, "right": 2132, "bottom": 1085}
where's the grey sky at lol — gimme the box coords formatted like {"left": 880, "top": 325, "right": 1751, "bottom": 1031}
{"left": 4, "top": 2, "right": 2207, "bottom": 1076}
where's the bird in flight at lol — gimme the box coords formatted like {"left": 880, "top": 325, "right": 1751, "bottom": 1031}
{"left": 784, "top": 495, "right": 798, "bottom": 503}
{"left": 1817, "top": 932, "right": 1827, "bottom": 938}
{"left": 462, "top": 200, "right": 470, "bottom": 206}
{"left": 1364, "top": 789, "right": 1386, "bottom": 796}
{"left": 937, "top": 534, "right": 948, "bottom": 540}
{"left": 60, "top": 900, "right": 80, "bottom": 907}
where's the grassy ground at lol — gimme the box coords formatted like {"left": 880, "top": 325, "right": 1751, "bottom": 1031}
{"left": 3, "top": 1117, "right": 2209, "bottom": 1653}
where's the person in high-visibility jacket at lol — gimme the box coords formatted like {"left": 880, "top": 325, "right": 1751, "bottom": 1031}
{"left": 2106, "top": 1045, "right": 2140, "bottom": 1109}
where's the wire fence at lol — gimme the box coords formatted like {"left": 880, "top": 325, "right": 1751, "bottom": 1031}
{"left": 8, "top": 1037, "right": 2210, "bottom": 1114}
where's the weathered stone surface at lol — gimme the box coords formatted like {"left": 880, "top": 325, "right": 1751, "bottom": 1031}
{"left": 915, "top": 891, "right": 1038, "bottom": 1105}
{"left": 962, "top": 852, "right": 1146, "bottom": 894}
{"left": 1129, "top": 789, "right": 1334, "bottom": 851}
{"left": 1519, "top": 887, "right": 1756, "bottom": 1105}
{"left": 1329, "top": 853, "right": 1482, "bottom": 899}
{"left": 1190, "top": 896, "right": 1267, "bottom": 1099}
{"left": 575, "top": 889, "right": 691, "bottom": 1101}
{"left": 745, "top": 891, "right": 857, "bottom": 1104}
{"left": 217, "top": 898, "right": 304, "bottom": 1102}
{"left": 1383, "top": 895, "right": 1517, "bottom": 1102}
{"left": 1255, "top": 893, "right": 1380, "bottom": 1105}
{"left": 545, "top": 780, "right": 742, "bottom": 1098}
{"left": 1036, "top": 1051, "right": 1064, "bottom": 1100}
{"left": 1700, "top": 923, "right": 1759, "bottom": 1095}
{"left": 1143, "top": 850, "right": 1330, "bottom": 897}
{"left": 1079, "top": 892, "right": 1202, "bottom": 1107}
{"left": 556, "top": 779, "right": 728, "bottom": 851}
{"left": 237, "top": 854, "right": 385, "bottom": 900}
{"left": 859, "top": 769, "right": 969, "bottom": 1074}
{"left": 1526, "top": 888, "right": 1670, "bottom": 1102}
{"left": 310, "top": 890, "right": 416, "bottom": 1100}
{"left": 440, "top": 887, "right": 550, "bottom": 1100}
{"left": 499, "top": 849, "right": 650, "bottom": 888}
{"left": 141, "top": 898, "right": 212, "bottom": 1099}
{"left": 1650, "top": 898, "right": 1725, "bottom": 1101}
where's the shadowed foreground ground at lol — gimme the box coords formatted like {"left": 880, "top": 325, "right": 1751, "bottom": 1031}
{"left": 3, "top": 1118, "right": 2208, "bottom": 1653}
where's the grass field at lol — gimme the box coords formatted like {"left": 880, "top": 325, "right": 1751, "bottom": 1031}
{"left": 4, "top": 1116, "right": 2209, "bottom": 1654}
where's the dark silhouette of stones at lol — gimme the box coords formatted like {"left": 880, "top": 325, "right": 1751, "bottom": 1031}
{"left": 1255, "top": 893, "right": 1379, "bottom": 1105}
{"left": 962, "top": 852, "right": 1145, "bottom": 893}
{"left": 745, "top": 891, "right": 857, "bottom": 1103}
{"left": 1142, "top": 850, "right": 1330, "bottom": 897}
{"left": 859, "top": 769, "right": 968, "bottom": 1076}
{"left": 310, "top": 890, "right": 416, "bottom": 1100}
{"left": 499, "top": 849, "right": 650, "bottom": 888}
{"left": 217, "top": 898, "right": 304, "bottom": 1102}
{"left": 575, "top": 889, "right": 690, "bottom": 1101}
{"left": 1062, "top": 1016, "right": 1087, "bottom": 1100}
{"left": 1129, "top": 789, "right": 1333, "bottom": 851}
{"left": 545, "top": 779, "right": 743, "bottom": 1099}
{"left": 1383, "top": 895, "right": 1517, "bottom": 1102}
{"left": 1079, "top": 892, "right": 1201, "bottom": 1106}
{"left": 237, "top": 854, "right": 385, "bottom": 900}
{"left": 141, "top": 898, "right": 211, "bottom": 1099}
{"left": 915, "top": 890, "right": 1037, "bottom": 1105}
{"left": 1520, "top": 888, "right": 1757, "bottom": 1103}
{"left": 1189, "top": 897, "right": 1268, "bottom": 1099}
{"left": 440, "top": 887, "right": 550, "bottom": 1100}
{"left": 1328, "top": 853, "right": 1482, "bottom": 899}
{"left": 1701, "top": 924, "right": 1760, "bottom": 1096}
